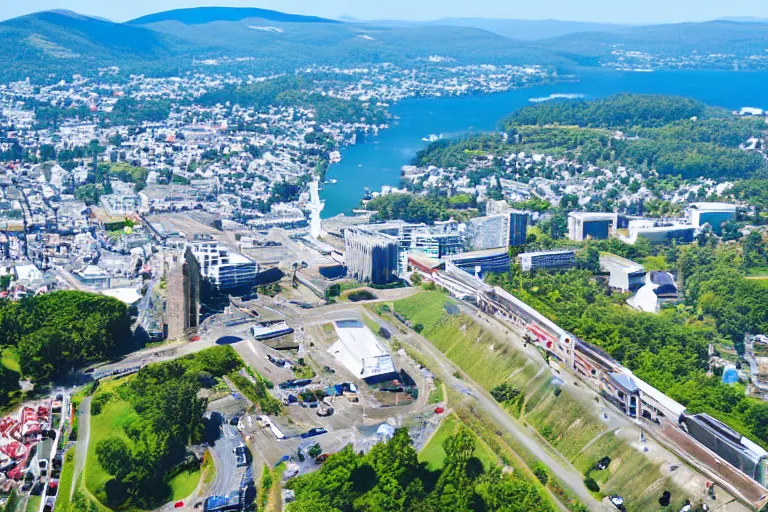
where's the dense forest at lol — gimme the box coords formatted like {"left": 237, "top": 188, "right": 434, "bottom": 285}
{"left": 0, "top": 291, "right": 133, "bottom": 383}
{"left": 502, "top": 94, "right": 719, "bottom": 129}
{"left": 486, "top": 235, "right": 768, "bottom": 449}
{"left": 286, "top": 428, "right": 553, "bottom": 512}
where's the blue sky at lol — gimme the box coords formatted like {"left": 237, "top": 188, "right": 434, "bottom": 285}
{"left": 3, "top": 0, "right": 767, "bottom": 23}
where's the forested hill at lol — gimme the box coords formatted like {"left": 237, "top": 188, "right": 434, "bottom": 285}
{"left": 413, "top": 94, "right": 768, "bottom": 181}
{"left": 501, "top": 94, "right": 723, "bottom": 129}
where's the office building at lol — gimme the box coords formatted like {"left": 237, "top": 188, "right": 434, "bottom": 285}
{"left": 166, "top": 246, "right": 201, "bottom": 340}
{"left": 599, "top": 253, "right": 645, "bottom": 292}
{"left": 687, "top": 202, "right": 738, "bottom": 235}
{"left": 446, "top": 248, "right": 510, "bottom": 277}
{"left": 410, "top": 231, "right": 463, "bottom": 259}
{"left": 188, "top": 240, "right": 259, "bottom": 290}
{"left": 467, "top": 210, "right": 529, "bottom": 250}
{"left": 620, "top": 220, "right": 695, "bottom": 245}
{"left": 568, "top": 212, "right": 618, "bottom": 241}
{"left": 344, "top": 227, "right": 399, "bottom": 284}
{"left": 518, "top": 249, "right": 577, "bottom": 272}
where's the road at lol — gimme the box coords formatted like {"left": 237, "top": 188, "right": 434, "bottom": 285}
{"left": 72, "top": 396, "right": 92, "bottom": 499}
{"left": 360, "top": 310, "right": 604, "bottom": 509}
{"left": 208, "top": 417, "right": 246, "bottom": 497}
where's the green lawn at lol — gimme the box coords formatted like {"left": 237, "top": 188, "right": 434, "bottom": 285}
{"left": 427, "top": 381, "right": 445, "bottom": 405}
{"left": 1, "top": 347, "right": 20, "bottom": 373}
{"left": 394, "top": 292, "right": 530, "bottom": 390}
{"left": 85, "top": 398, "right": 139, "bottom": 505}
{"left": 168, "top": 468, "right": 201, "bottom": 501}
{"left": 419, "top": 413, "right": 498, "bottom": 471}
{"left": 395, "top": 292, "right": 688, "bottom": 511}
{"left": 56, "top": 449, "right": 76, "bottom": 508}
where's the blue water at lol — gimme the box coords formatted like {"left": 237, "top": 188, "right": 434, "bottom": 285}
{"left": 320, "top": 69, "right": 768, "bottom": 217}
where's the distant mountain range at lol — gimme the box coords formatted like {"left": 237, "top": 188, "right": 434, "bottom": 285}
{"left": 1, "top": 7, "right": 767, "bottom": 82}
{"left": 537, "top": 20, "right": 768, "bottom": 61}
{"left": 128, "top": 7, "right": 340, "bottom": 26}
{"left": 362, "top": 18, "right": 632, "bottom": 40}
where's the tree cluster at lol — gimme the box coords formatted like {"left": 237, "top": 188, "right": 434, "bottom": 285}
{"left": 486, "top": 236, "right": 768, "bottom": 449}
{"left": 95, "top": 346, "right": 242, "bottom": 508}
{"left": 286, "top": 427, "right": 553, "bottom": 512}
{"left": 0, "top": 291, "right": 133, "bottom": 382}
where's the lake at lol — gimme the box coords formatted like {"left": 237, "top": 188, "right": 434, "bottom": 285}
{"left": 320, "top": 69, "right": 768, "bottom": 217}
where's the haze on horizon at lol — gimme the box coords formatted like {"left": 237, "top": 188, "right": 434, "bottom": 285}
{"left": 2, "top": 0, "right": 767, "bottom": 24}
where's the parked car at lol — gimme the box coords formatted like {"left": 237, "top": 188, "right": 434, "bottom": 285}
{"left": 609, "top": 494, "right": 625, "bottom": 510}
{"left": 594, "top": 456, "right": 611, "bottom": 471}
{"left": 300, "top": 427, "right": 328, "bottom": 439}
{"left": 233, "top": 444, "right": 247, "bottom": 467}
{"left": 314, "top": 454, "right": 329, "bottom": 464}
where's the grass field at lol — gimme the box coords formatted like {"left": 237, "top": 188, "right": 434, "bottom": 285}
{"left": 85, "top": 398, "right": 139, "bottom": 505}
{"left": 56, "top": 449, "right": 76, "bottom": 508}
{"left": 573, "top": 430, "right": 688, "bottom": 511}
{"left": 418, "top": 413, "right": 498, "bottom": 471}
{"left": 427, "top": 380, "right": 445, "bottom": 405}
{"left": 168, "top": 468, "right": 201, "bottom": 501}
{"left": 394, "top": 292, "right": 530, "bottom": 390}
{"left": 393, "top": 291, "right": 694, "bottom": 511}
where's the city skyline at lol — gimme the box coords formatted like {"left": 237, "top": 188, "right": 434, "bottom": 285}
{"left": 2, "top": 0, "right": 767, "bottom": 24}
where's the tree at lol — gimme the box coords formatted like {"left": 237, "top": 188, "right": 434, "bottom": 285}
{"left": 577, "top": 246, "right": 600, "bottom": 274}
{"left": 96, "top": 437, "right": 133, "bottom": 481}
{"left": 308, "top": 443, "right": 322, "bottom": 458}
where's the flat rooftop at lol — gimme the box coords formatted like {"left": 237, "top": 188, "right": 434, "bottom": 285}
{"left": 518, "top": 249, "right": 576, "bottom": 258}
{"left": 599, "top": 252, "right": 644, "bottom": 269}
{"left": 446, "top": 247, "right": 509, "bottom": 260}
{"left": 568, "top": 211, "right": 617, "bottom": 221}
{"left": 328, "top": 320, "right": 395, "bottom": 380}
{"left": 688, "top": 202, "right": 738, "bottom": 212}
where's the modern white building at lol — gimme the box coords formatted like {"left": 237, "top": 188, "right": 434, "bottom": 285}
{"left": 327, "top": 319, "right": 396, "bottom": 383}
{"left": 619, "top": 220, "right": 696, "bottom": 245}
{"left": 187, "top": 240, "right": 258, "bottom": 290}
{"left": 599, "top": 253, "right": 645, "bottom": 292}
{"left": 687, "top": 202, "right": 738, "bottom": 235}
{"left": 518, "top": 249, "right": 577, "bottom": 272}
{"left": 567, "top": 212, "right": 618, "bottom": 241}
{"left": 627, "top": 271, "right": 680, "bottom": 313}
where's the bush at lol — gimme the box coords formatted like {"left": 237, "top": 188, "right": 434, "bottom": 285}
{"left": 325, "top": 284, "right": 341, "bottom": 298}
{"left": 533, "top": 463, "right": 550, "bottom": 485}
{"left": 413, "top": 324, "right": 424, "bottom": 334}
{"left": 490, "top": 382, "right": 521, "bottom": 403}
{"left": 584, "top": 477, "right": 600, "bottom": 493}
{"left": 347, "top": 290, "right": 376, "bottom": 302}
{"left": 91, "top": 392, "right": 114, "bottom": 416}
